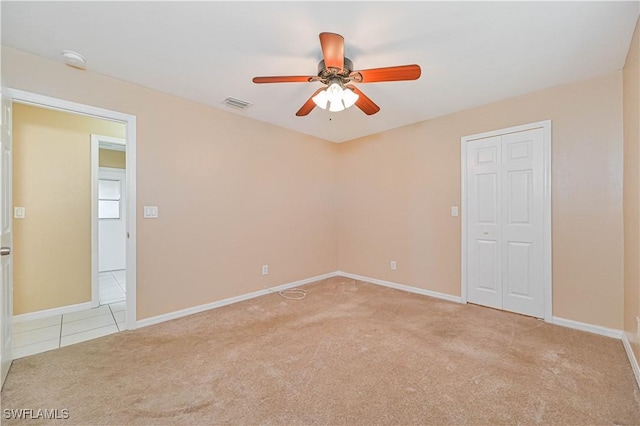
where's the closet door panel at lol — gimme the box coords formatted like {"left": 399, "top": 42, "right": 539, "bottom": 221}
{"left": 467, "top": 136, "right": 502, "bottom": 310}
{"left": 501, "top": 129, "right": 545, "bottom": 318}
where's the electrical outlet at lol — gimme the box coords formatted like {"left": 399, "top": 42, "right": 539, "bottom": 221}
{"left": 390, "top": 260, "right": 397, "bottom": 271}
{"left": 262, "top": 264, "right": 269, "bottom": 275}
{"left": 451, "top": 206, "right": 459, "bottom": 217}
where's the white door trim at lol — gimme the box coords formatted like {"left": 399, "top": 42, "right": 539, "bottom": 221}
{"left": 91, "top": 136, "right": 98, "bottom": 307}
{"left": 9, "top": 89, "right": 138, "bottom": 330}
{"left": 90, "top": 134, "right": 126, "bottom": 308}
{"left": 461, "top": 120, "right": 552, "bottom": 322}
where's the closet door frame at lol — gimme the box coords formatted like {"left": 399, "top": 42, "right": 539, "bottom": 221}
{"left": 461, "top": 120, "right": 552, "bottom": 322}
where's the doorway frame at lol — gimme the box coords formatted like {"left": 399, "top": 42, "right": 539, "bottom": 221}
{"left": 460, "top": 120, "right": 552, "bottom": 322}
{"left": 9, "top": 89, "right": 138, "bottom": 330}
{"left": 91, "top": 133, "right": 127, "bottom": 308}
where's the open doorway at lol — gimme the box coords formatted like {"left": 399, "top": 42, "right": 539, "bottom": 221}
{"left": 92, "top": 135, "right": 127, "bottom": 307}
{"left": 6, "top": 92, "right": 136, "bottom": 361}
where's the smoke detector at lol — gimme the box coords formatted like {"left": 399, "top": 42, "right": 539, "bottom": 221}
{"left": 61, "top": 50, "right": 86, "bottom": 69}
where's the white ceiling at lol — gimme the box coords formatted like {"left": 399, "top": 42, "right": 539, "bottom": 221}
{"left": 2, "top": 1, "right": 639, "bottom": 143}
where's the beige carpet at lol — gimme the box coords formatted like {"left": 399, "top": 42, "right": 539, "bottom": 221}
{"left": 2, "top": 276, "right": 639, "bottom": 425}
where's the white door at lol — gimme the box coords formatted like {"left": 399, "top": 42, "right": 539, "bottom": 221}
{"left": 0, "top": 91, "right": 13, "bottom": 387}
{"left": 501, "top": 130, "right": 545, "bottom": 317}
{"left": 467, "top": 135, "right": 503, "bottom": 310}
{"left": 466, "top": 128, "right": 546, "bottom": 318}
{"left": 98, "top": 169, "right": 126, "bottom": 272}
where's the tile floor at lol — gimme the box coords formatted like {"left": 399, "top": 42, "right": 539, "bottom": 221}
{"left": 99, "top": 269, "right": 126, "bottom": 304}
{"left": 13, "top": 302, "right": 126, "bottom": 359}
{"left": 13, "top": 270, "right": 128, "bottom": 359}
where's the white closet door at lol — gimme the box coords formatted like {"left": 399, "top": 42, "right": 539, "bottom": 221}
{"left": 467, "top": 135, "right": 502, "bottom": 310}
{"left": 501, "top": 129, "right": 545, "bottom": 318}
{"left": 466, "top": 128, "right": 546, "bottom": 318}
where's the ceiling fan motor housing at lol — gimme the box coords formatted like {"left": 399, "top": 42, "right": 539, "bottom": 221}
{"left": 318, "top": 58, "right": 354, "bottom": 81}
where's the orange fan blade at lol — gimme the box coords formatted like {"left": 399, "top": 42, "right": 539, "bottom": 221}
{"left": 296, "top": 88, "right": 325, "bottom": 116}
{"left": 319, "top": 32, "right": 344, "bottom": 71}
{"left": 346, "top": 85, "right": 380, "bottom": 115}
{"left": 350, "top": 64, "right": 421, "bottom": 83}
{"left": 253, "top": 76, "right": 317, "bottom": 84}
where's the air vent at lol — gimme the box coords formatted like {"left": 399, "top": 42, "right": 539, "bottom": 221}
{"left": 223, "top": 97, "right": 252, "bottom": 110}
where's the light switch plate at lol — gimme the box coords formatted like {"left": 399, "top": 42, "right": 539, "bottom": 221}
{"left": 14, "top": 207, "right": 25, "bottom": 219}
{"left": 451, "top": 206, "right": 459, "bottom": 217}
{"left": 143, "top": 206, "right": 159, "bottom": 218}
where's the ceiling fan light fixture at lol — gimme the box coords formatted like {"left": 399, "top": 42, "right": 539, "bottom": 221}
{"left": 326, "top": 82, "right": 344, "bottom": 104}
{"left": 313, "top": 83, "right": 358, "bottom": 112}
{"left": 312, "top": 90, "right": 329, "bottom": 109}
{"left": 342, "top": 88, "right": 359, "bottom": 109}
{"left": 328, "top": 99, "right": 345, "bottom": 112}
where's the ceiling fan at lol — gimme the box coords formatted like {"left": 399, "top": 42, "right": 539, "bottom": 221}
{"left": 252, "top": 32, "right": 421, "bottom": 116}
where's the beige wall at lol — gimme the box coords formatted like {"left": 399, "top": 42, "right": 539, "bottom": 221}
{"left": 3, "top": 46, "right": 628, "bottom": 331}
{"left": 13, "top": 103, "right": 125, "bottom": 314}
{"left": 4, "top": 47, "right": 340, "bottom": 319}
{"left": 337, "top": 72, "right": 624, "bottom": 330}
{"left": 623, "top": 17, "right": 640, "bottom": 362}
{"left": 99, "top": 149, "right": 126, "bottom": 169}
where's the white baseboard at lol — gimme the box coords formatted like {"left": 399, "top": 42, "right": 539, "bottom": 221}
{"left": 135, "top": 270, "right": 462, "bottom": 329}
{"left": 337, "top": 271, "right": 463, "bottom": 304}
{"left": 13, "top": 301, "right": 94, "bottom": 323}
{"left": 136, "top": 271, "right": 340, "bottom": 328}
{"left": 622, "top": 332, "right": 640, "bottom": 390}
{"left": 551, "top": 316, "right": 623, "bottom": 339}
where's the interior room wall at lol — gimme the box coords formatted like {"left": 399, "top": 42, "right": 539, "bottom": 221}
{"left": 99, "top": 149, "right": 125, "bottom": 169}
{"left": 13, "top": 103, "right": 125, "bottom": 314}
{"left": 3, "top": 45, "right": 628, "bottom": 331}
{"left": 623, "top": 17, "right": 640, "bottom": 362}
{"left": 4, "top": 47, "right": 340, "bottom": 320}
{"left": 337, "top": 71, "right": 624, "bottom": 330}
